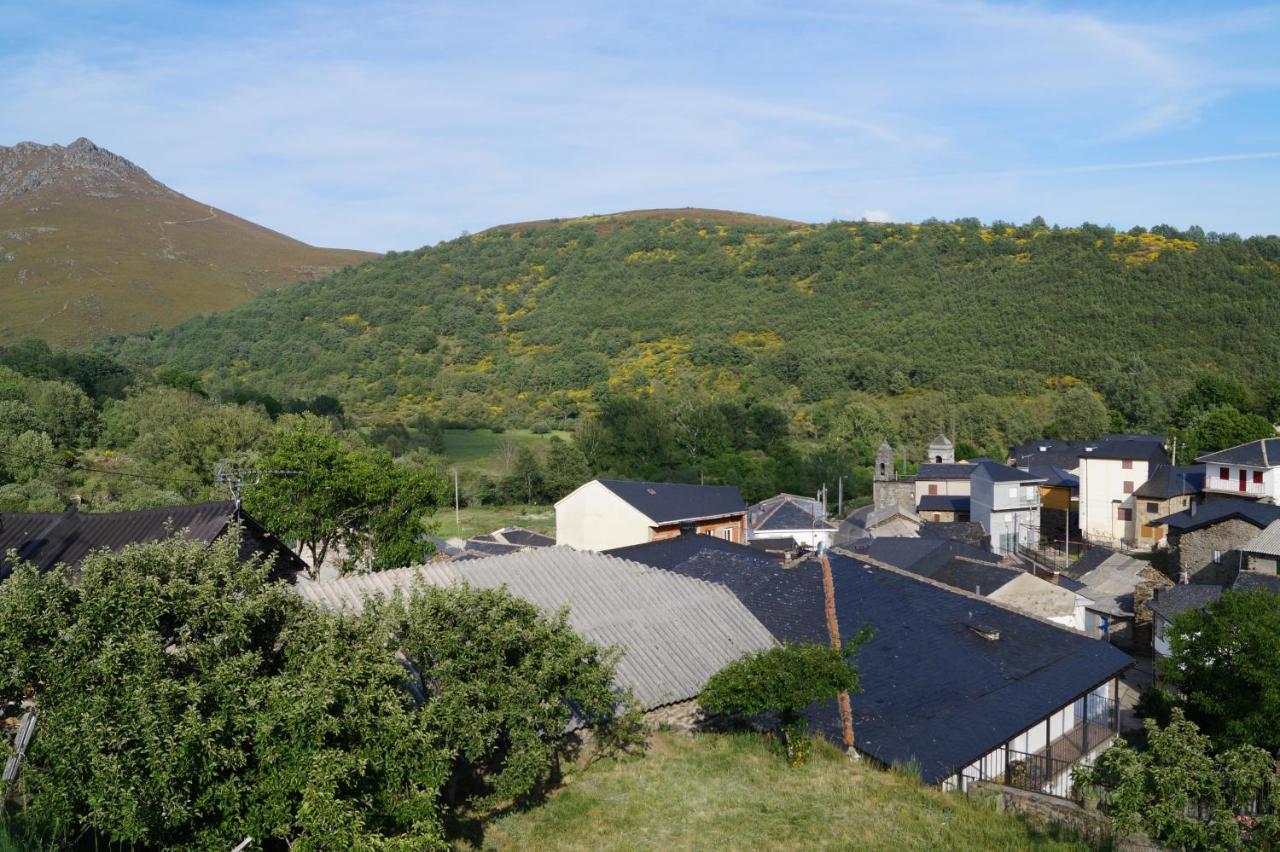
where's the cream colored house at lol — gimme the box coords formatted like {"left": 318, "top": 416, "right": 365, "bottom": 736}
{"left": 555, "top": 478, "right": 747, "bottom": 552}
{"left": 1077, "top": 441, "right": 1167, "bottom": 547}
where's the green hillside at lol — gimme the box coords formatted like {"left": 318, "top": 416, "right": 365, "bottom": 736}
{"left": 108, "top": 212, "right": 1280, "bottom": 440}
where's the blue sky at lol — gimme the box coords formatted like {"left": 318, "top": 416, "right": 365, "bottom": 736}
{"left": 2, "top": 1, "right": 1279, "bottom": 251}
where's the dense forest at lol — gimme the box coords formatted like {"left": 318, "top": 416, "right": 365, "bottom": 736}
{"left": 103, "top": 214, "right": 1280, "bottom": 437}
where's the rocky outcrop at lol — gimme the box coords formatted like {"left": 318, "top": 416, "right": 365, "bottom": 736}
{"left": 0, "top": 137, "right": 174, "bottom": 204}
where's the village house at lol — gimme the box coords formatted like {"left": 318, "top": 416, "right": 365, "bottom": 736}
{"left": 554, "top": 478, "right": 747, "bottom": 551}
{"left": 1052, "top": 547, "right": 1172, "bottom": 648}
{"left": 1197, "top": 437, "right": 1280, "bottom": 502}
{"left": 746, "top": 493, "right": 836, "bottom": 552}
{"left": 295, "top": 546, "right": 776, "bottom": 728}
{"left": 0, "top": 501, "right": 305, "bottom": 580}
{"left": 970, "top": 459, "right": 1044, "bottom": 556}
{"left": 616, "top": 537, "right": 1131, "bottom": 799}
{"left": 1077, "top": 440, "right": 1169, "bottom": 548}
{"left": 1240, "top": 520, "right": 1280, "bottom": 574}
{"left": 848, "top": 536, "right": 1090, "bottom": 630}
{"left": 1148, "top": 572, "right": 1280, "bottom": 661}
{"left": 1158, "top": 497, "right": 1280, "bottom": 584}
{"left": 458, "top": 526, "right": 555, "bottom": 557}
{"left": 1132, "top": 465, "right": 1204, "bottom": 549}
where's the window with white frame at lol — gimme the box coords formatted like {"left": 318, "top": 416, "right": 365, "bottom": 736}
{"left": 1213, "top": 550, "right": 1223, "bottom": 564}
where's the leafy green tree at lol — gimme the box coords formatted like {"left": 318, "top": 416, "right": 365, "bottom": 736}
{"left": 1160, "top": 589, "right": 1280, "bottom": 752}
{"left": 1181, "top": 405, "right": 1275, "bottom": 460}
{"left": 0, "top": 536, "right": 450, "bottom": 849}
{"left": 377, "top": 584, "right": 627, "bottom": 810}
{"left": 1175, "top": 375, "right": 1251, "bottom": 427}
{"left": 0, "top": 429, "right": 59, "bottom": 484}
{"left": 542, "top": 436, "right": 592, "bottom": 501}
{"left": 244, "top": 419, "right": 447, "bottom": 574}
{"left": 498, "top": 444, "right": 545, "bottom": 505}
{"left": 1047, "top": 384, "right": 1109, "bottom": 440}
{"left": 700, "top": 642, "right": 863, "bottom": 765}
{"left": 1078, "top": 710, "right": 1277, "bottom": 850}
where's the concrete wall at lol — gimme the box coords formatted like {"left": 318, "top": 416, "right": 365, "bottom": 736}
{"left": 1079, "top": 457, "right": 1150, "bottom": 545}
{"left": 873, "top": 479, "right": 915, "bottom": 514}
{"left": 1170, "top": 518, "right": 1259, "bottom": 584}
{"left": 914, "top": 478, "right": 971, "bottom": 503}
{"left": 555, "top": 480, "right": 655, "bottom": 551}
{"left": 1202, "top": 462, "right": 1277, "bottom": 501}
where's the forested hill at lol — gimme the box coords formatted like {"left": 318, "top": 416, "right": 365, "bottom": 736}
{"left": 107, "top": 213, "right": 1280, "bottom": 432}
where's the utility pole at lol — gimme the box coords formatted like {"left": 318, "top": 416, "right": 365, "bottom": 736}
{"left": 837, "top": 475, "right": 844, "bottom": 517}
{"left": 453, "top": 467, "right": 460, "bottom": 529}
{"left": 819, "top": 552, "right": 857, "bottom": 758}
{"left": 215, "top": 467, "right": 299, "bottom": 520}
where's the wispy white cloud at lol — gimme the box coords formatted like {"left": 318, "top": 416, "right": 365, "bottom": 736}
{"left": 1, "top": 0, "right": 1278, "bottom": 247}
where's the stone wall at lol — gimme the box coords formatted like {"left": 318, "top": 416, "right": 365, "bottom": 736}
{"left": 644, "top": 699, "right": 700, "bottom": 732}
{"left": 1171, "top": 519, "right": 1257, "bottom": 584}
{"left": 970, "top": 782, "right": 1163, "bottom": 851}
{"left": 872, "top": 479, "right": 915, "bottom": 514}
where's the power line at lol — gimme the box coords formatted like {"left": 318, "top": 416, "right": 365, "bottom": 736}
{"left": 0, "top": 446, "right": 209, "bottom": 487}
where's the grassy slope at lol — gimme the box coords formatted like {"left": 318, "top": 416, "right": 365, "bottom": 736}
{"left": 432, "top": 505, "right": 555, "bottom": 540}
{"left": 442, "top": 428, "right": 573, "bottom": 475}
{"left": 482, "top": 733, "right": 1088, "bottom": 851}
{"left": 0, "top": 192, "right": 374, "bottom": 347}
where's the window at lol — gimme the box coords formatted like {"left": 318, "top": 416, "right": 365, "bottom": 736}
{"left": 1255, "top": 471, "right": 1264, "bottom": 485}
{"left": 1122, "top": 459, "right": 1133, "bottom": 470}
{"left": 719, "top": 528, "right": 735, "bottom": 542}
{"left": 933, "top": 513, "right": 941, "bottom": 522}
{"left": 1123, "top": 480, "right": 1134, "bottom": 494}
{"left": 1213, "top": 550, "right": 1223, "bottom": 564}
{"left": 928, "top": 484, "right": 938, "bottom": 495}
{"left": 1146, "top": 502, "right": 1159, "bottom": 513}
{"left": 1008, "top": 486, "right": 1017, "bottom": 499}
{"left": 1117, "top": 507, "right": 1133, "bottom": 522}
{"left": 1221, "top": 467, "right": 1230, "bottom": 480}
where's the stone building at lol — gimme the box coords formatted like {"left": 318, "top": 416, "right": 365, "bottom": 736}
{"left": 1160, "top": 498, "right": 1280, "bottom": 585}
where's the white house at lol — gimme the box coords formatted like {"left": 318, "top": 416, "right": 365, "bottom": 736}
{"left": 970, "top": 459, "right": 1045, "bottom": 556}
{"left": 1077, "top": 440, "right": 1168, "bottom": 547}
{"left": 746, "top": 494, "right": 837, "bottom": 551}
{"left": 1197, "top": 438, "right": 1280, "bottom": 503}
{"left": 555, "top": 479, "right": 747, "bottom": 552}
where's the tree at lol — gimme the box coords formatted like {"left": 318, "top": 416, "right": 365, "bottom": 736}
{"left": 700, "top": 642, "right": 864, "bottom": 765}
{"left": 1160, "top": 589, "right": 1280, "bottom": 752}
{"left": 376, "top": 584, "right": 628, "bottom": 810}
{"left": 542, "top": 437, "right": 592, "bottom": 501}
{"left": 1078, "top": 710, "right": 1276, "bottom": 850}
{"left": 1180, "top": 405, "right": 1274, "bottom": 460}
{"left": 1175, "top": 375, "right": 1250, "bottom": 427}
{"left": 0, "top": 536, "right": 450, "bottom": 849}
{"left": 244, "top": 419, "right": 447, "bottom": 575}
{"left": 1047, "top": 384, "right": 1109, "bottom": 440}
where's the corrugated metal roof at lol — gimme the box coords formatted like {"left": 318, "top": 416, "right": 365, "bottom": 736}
{"left": 1242, "top": 520, "right": 1280, "bottom": 557}
{"left": 296, "top": 546, "right": 776, "bottom": 711}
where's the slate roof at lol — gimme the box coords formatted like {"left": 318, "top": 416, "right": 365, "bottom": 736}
{"left": 917, "top": 494, "right": 970, "bottom": 513}
{"left": 607, "top": 534, "right": 785, "bottom": 569}
{"left": 1028, "top": 465, "right": 1079, "bottom": 490}
{"left": 919, "top": 521, "right": 990, "bottom": 549}
{"left": 0, "top": 501, "right": 304, "bottom": 579}
{"left": 916, "top": 463, "right": 976, "bottom": 481}
{"left": 487, "top": 527, "right": 555, "bottom": 547}
{"left": 751, "top": 497, "right": 836, "bottom": 532}
{"left": 1198, "top": 438, "right": 1280, "bottom": 467}
{"left": 1009, "top": 439, "right": 1093, "bottom": 471}
{"left": 971, "top": 458, "right": 1046, "bottom": 483}
{"left": 1064, "top": 550, "right": 1147, "bottom": 618}
{"left": 642, "top": 548, "right": 1132, "bottom": 784}
{"left": 296, "top": 546, "right": 776, "bottom": 712}
{"left": 1156, "top": 498, "right": 1280, "bottom": 535}
{"left": 1241, "top": 520, "right": 1280, "bottom": 557}
{"left": 595, "top": 479, "right": 746, "bottom": 524}
{"left": 1133, "top": 465, "right": 1205, "bottom": 500}
{"left": 1148, "top": 584, "right": 1224, "bottom": 622}
{"left": 1082, "top": 441, "right": 1168, "bottom": 464}
{"left": 1232, "top": 572, "right": 1280, "bottom": 594}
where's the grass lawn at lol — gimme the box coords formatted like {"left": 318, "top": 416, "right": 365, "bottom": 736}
{"left": 479, "top": 732, "right": 1091, "bottom": 851}
{"left": 431, "top": 504, "right": 555, "bottom": 541}
{"left": 442, "top": 428, "right": 572, "bottom": 475}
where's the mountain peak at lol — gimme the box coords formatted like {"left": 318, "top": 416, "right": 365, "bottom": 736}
{"left": 0, "top": 136, "right": 166, "bottom": 204}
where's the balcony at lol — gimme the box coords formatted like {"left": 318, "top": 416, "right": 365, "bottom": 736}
{"left": 1204, "top": 477, "right": 1266, "bottom": 498}
{"left": 960, "top": 693, "right": 1119, "bottom": 799}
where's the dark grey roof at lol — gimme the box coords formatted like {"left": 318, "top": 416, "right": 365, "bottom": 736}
{"left": 596, "top": 479, "right": 745, "bottom": 524}
{"left": 1028, "top": 465, "right": 1079, "bottom": 489}
{"left": 1231, "top": 572, "right": 1280, "bottom": 594}
{"left": 1157, "top": 498, "right": 1280, "bottom": 535}
{"left": 1102, "top": 434, "right": 1166, "bottom": 445}
{"left": 916, "top": 463, "right": 976, "bottom": 481}
{"left": 971, "top": 458, "right": 1046, "bottom": 484}
{"left": 1133, "top": 465, "right": 1205, "bottom": 500}
{"left": 930, "top": 559, "right": 1023, "bottom": 596}
{"left": 1197, "top": 438, "right": 1280, "bottom": 467}
{"left": 639, "top": 548, "right": 1131, "bottom": 784}
{"left": 1059, "top": 545, "right": 1117, "bottom": 581}
{"left": 297, "top": 547, "right": 777, "bottom": 713}
{"left": 462, "top": 540, "right": 523, "bottom": 557}
{"left": 1083, "top": 441, "right": 1168, "bottom": 464}
{"left": 0, "top": 502, "right": 305, "bottom": 579}
{"left": 1008, "top": 439, "right": 1094, "bottom": 471}
{"left": 918, "top": 521, "right": 990, "bottom": 549}
{"left": 917, "top": 494, "right": 970, "bottom": 513}
{"left": 752, "top": 498, "right": 837, "bottom": 532}
{"left": 492, "top": 527, "right": 555, "bottom": 547}
{"left": 607, "top": 534, "right": 785, "bottom": 569}
{"left": 1149, "top": 584, "right": 1224, "bottom": 622}
{"left": 748, "top": 537, "right": 803, "bottom": 554}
